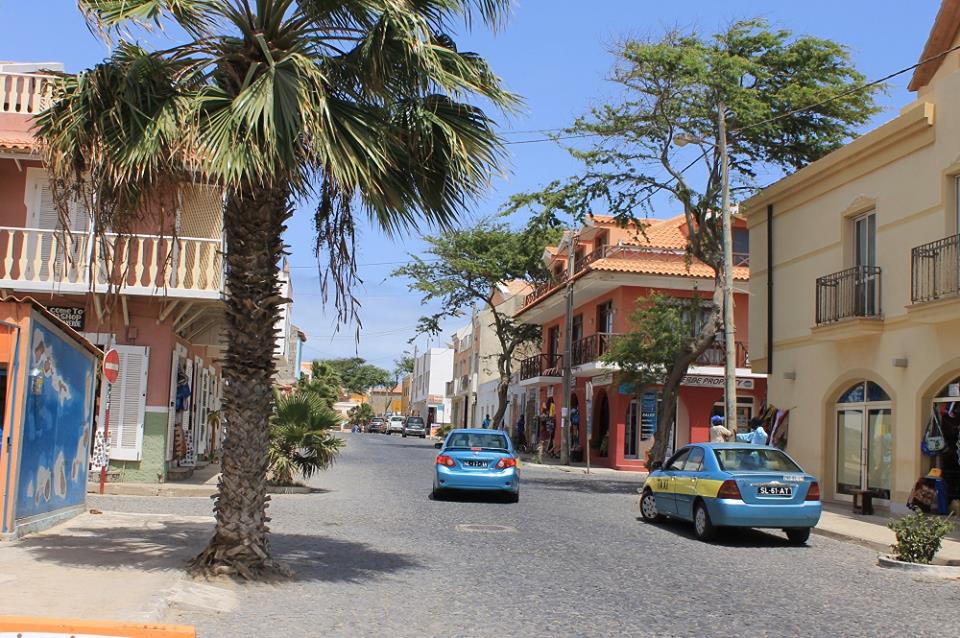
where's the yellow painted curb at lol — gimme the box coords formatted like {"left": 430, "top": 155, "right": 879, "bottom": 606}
{"left": 0, "top": 616, "right": 196, "bottom": 638}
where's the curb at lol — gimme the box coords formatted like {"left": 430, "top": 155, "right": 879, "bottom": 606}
{"left": 810, "top": 527, "right": 890, "bottom": 554}
{"left": 877, "top": 554, "right": 960, "bottom": 579}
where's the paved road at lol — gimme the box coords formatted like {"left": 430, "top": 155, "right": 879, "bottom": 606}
{"left": 94, "top": 433, "right": 959, "bottom": 638}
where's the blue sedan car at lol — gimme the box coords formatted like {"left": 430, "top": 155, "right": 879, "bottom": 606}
{"left": 433, "top": 429, "right": 520, "bottom": 502}
{"left": 639, "top": 443, "right": 821, "bottom": 544}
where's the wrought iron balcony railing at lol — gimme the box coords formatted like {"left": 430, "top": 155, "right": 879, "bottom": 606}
{"left": 519, "top": 353, "right": 563, "bottom": 380}
{"left": 815, "top": 265, "right": 882, "bottom": 325}
{"left": 912, "top": 233, "right": 960, "bottom": 304}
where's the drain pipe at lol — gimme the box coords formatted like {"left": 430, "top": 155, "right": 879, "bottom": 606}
{"left": 0, "top": 319, "right": 22, "bottom": 535}
{"left": 766, "top": 204, "right": 774, "bottom": 374}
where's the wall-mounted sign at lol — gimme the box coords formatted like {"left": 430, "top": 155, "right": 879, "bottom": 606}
{"left": 682, "top": 375, "right": 754, "bottom": 390}
{"left": 593, "top": 372, "right": 614, "bottom": 387}
{"left": 47, "top": 306, "right": 85, "bottom": 331}
{"left": 640, "top": 390, "right": 658, "bottom": 441}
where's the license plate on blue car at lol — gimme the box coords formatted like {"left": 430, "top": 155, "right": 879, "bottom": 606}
{"left": 758, "top": 485, "right": 792, "bottom": 497}
{"left": 464, "top": 460, "right": 487, "bottom": 468}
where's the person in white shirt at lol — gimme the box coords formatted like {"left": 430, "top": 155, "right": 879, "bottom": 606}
{"left": 709, "top": 415, "right": 733, "bottom": 442}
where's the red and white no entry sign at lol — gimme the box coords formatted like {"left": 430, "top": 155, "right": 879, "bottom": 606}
{"left": 103, "top": 348, "right": 121, "bottom": 385}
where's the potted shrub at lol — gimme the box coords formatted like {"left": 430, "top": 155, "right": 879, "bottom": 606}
{"left": 888, "top": 511, "right": 954, "bottom": 565}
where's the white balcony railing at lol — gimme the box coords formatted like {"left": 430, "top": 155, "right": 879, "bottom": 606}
{"left": 0, "top": 227, "right": 222, "bottom": 298}
{"left": 0, "top": 72, "right": 56, "bottom": 115}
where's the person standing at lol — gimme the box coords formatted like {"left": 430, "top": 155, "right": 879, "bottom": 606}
{"left": 709, "top": 415, "right": 733, "bottom": 442}
{"left": 481, "top": 414, "right": 491, "bottom": 429}
{"left": 736, "top": 419, "right": 769, "bottom": 446}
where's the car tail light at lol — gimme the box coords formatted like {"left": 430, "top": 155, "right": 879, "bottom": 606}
{"left": 496, "top": 458, "right": 517, "bottom": 469}
{"left": 806, "top": 481, "right": 820, "bottom": 501}
{"left": 717, "top": 480, "right": 742, "bottom": 500}
{"left": 436, "top": 455, "right": 455, "bottom": 467}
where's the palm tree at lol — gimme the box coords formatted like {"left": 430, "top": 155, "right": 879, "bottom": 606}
{"left": 36, "top": 0, "right": 515, "bottom": 579}
{"left": 269, "top": 392, "right": 343, "bottom": 486}
{"left": 348, "top": 402, "right": 375, "bottom": 427}
{"left": 301, "top": 360, "right": 342, "bottom": 409}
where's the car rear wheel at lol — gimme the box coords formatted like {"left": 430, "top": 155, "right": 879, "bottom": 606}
{"left": 507, "top": 491, "right": 519, "bottom": 503}
{"left": 693, "top": 501, "right": 717, "bottom": 541}
{"left": 784, "top": 527, "right": 811, "bottom": 545}
{"left": 431, "top": 486, "right": 444, "bottom": 501}
{"left": 402, "top": 433, "right": 407, "bottom": 438}
{"left": 639, "top": 489, "right": 663, "bottom": 523}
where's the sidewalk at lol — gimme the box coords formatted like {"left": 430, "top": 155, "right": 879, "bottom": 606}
{"left": 0, "top": 510, "right": 221, "bottom": 622}
{"left": 518, "top": 455, "right": 648, "bottom": 481}
{"left": 815, "top": 503, "right": 960, "bottom": 563}
{"left": 87, "top": 463, "right": 220, "bottom": 498}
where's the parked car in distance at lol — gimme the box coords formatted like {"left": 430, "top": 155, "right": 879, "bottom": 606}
{"left": 433, "top": 429, "right": 519, "bottom": 503}
{"left": 639, "top": 443, "right": 821, "bottom": 544}
{"left": 367, "top": 417, "right": 386, "bottom": 434}
{"left": 386, "top": 415, "right": 406, "bottom": 435}
{"left": 402, "top": 416, "right": 427, "bottom": 438}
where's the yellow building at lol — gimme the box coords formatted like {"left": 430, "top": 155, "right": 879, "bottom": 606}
{"left": 745, "top": 1, "right": 960, "bottom": 511}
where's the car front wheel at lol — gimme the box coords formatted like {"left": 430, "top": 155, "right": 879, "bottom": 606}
{"left": 785, "top": 527, "right": 811, "bottom": 545}
{"left": 693, "top": 502, "right": 717, "bottom": 541}
{"left": 639, "top": 489, "right": 663, "bottom": 523}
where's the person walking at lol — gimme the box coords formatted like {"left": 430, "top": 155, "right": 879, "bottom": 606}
{"left": 515, "top": 414, "right": 526, "bottom": 449}
{"left": 709, "top": 415, "right": 733, "bottom": 442}
{"left": 481, "top": 414, "right": 491, "bottom": 429}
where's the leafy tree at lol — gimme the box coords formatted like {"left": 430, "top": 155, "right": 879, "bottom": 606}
{"left": 394, "top": 354, "right": 415, "bottom": 385}
{"left": 300, "top": 360, "right": 342, "bottom": 409}
{"left": 394, "top": 219, "right": 559, "bottom": 428}
{"left": 348, "top": 403, "right": 375, "bottom": 426}
{"left": 38, "top": 0, "right": 515, "bottom": 579}
{"left": 508, "top": 19, "right": 879, "bottom": 463}
{"left": 269, "top": 391, "right": 344, "bottom": 487}
{"left": 602, "top": 294, "right": 714, "bottom": 463}
{"left": 323, "top": 358, "right": 392, "bottom": 396}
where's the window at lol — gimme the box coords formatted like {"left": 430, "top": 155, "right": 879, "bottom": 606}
{"left": 446, "top": 432, "right": 509, "bottom": 450}
{"left": 665, "top": 448, "right": 690, "bottom": 471}
{"left": 835, "top": 380, "right": 892, "bottom": 499}
{"left": 712, "top": 396, "right": 754, "bottom": 433}
{"left": 714, "top": 448, "right": 802, "bottom": 473}
{"left": 547, "top": 326, "right": 560, "bottom": 357}
{"left": 572, "top": 314, "right": 583, "bottom": 344}
{"left": 596, "top": 301, "right": 614, "bottom": 335}
{"left": 595, "top": 232, "right": 608, "bottom": 253}
{"left": 683, "top": 447, "right": 704, "bottom": 472}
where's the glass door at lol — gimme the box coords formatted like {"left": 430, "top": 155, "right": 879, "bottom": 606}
{"left": 866, "top": 408, "right": 892, "bottom": 499}
{"left": 836, "top": 409, "right": 864, "bottom": 496}
{"left": 854, "top": 212, "right": 877, "bottom": 316}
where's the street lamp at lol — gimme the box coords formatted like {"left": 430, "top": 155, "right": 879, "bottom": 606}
{"left": 673, "top": 104, "right": 737, "bottom": 439}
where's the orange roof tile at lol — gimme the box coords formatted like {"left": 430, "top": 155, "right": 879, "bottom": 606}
{"left": 591, "top": 251, "right": 749, "bottom": 281}
{"left": 0, "top": 129, "right": 36, "bottom": 151}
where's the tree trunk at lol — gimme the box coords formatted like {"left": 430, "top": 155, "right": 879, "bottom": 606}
{"left": 492, "top": 375, "right": 510, "bottom": 430}
{"left": 190, "top": 186, "right": 290, "bottom": 580}
{"left": 647, "top": 286, "right": 724, "bottom": 466}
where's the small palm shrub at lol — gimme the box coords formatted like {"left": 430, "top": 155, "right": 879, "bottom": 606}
{"left": 269, "top": 392, "right": 344, "bottom": 486}
{"left": 889, "top": 512, "right": 954, "bottom": 564}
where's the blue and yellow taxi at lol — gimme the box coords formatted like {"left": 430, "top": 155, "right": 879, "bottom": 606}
{"left": 639, "top": 443, "right": 821, "bottom": 544}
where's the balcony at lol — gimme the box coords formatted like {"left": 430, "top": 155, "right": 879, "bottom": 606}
{"left": 445, "top": 380, "right": 454, "bottom": 397}
{"left": 1, "top": 72, "right": 55, "bottom": 115}
{"left": 813, "top": 265, "right": 883, "bottom": 339}
{"left": 0, "top": 228, "right": 223, "bottom": 299}
{"left": 571, "top": 332, "right": 620, "bottom": 367}
{"left": 519, "top": 353, "right": 563, "bottom": 382}
{"left": 912, "top": 233, "right": 960, "bottom": 304}
{"left": 694, "top": 340, "right": 749, "bottom": 368}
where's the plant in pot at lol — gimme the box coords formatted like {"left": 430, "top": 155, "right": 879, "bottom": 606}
{"left": 888, "top": 511, "right": 955, "bottom": 564}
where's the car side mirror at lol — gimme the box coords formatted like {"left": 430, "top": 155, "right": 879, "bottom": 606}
{"left": 649, "top": 461, "right": 662, "bottom": 471}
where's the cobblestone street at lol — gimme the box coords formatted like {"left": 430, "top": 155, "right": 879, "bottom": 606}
{"left": 83, "top": 434, "right": 958, "bottom": 637}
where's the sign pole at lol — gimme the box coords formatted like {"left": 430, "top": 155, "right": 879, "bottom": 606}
{"left": 585, "top": 380, "right": 593, "bottom": 474}
{"left": 99, "top": 348, "right": 121, "bottom": 495}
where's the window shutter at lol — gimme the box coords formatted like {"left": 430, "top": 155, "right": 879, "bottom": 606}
{"left": 104, "top": 345, "right": 149, "bottom": 461}
{"left": 165, "top": 345, "right": 185, "bottom": 461}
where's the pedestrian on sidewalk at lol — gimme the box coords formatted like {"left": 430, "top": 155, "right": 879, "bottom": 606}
{"left": 736, "top": 418, "right": 769, "bottom": 446}
{"left": 482, "top": 414, "right": 491, "bottom": 429}
{"left": 515, "top": 414, "right": 526, "bottom": 449}
{"left": 709, "top": 415, "right": 733, "bottom": 442}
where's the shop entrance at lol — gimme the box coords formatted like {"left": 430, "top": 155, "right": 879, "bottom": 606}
{"left": 835, "top": 381, "right": 892, "bottom": 500}
{"left": 930, "top": 378, "right": 960, "bottom": 506}
{"left": 593, "top": 390, "right": 609, "bottom": 457}
{"left": 569, "top": 393, "right": 581, "bottom": 454}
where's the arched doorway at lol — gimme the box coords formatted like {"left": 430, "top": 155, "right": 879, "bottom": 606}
{"left": 929, "top": 378, "right": 960, "bottom": 508}
{"left": 594, "top": 389, "right": 610, "bottom": 457}
{"left": 835, "top": 380, "right": 892, "bottom": 500}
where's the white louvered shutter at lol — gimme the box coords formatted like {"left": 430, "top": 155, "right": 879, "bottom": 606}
{"left": 165, "top": 346, "right": 185, "bottom": 461}
{"left": 26, "top": 170, "right": 90, "bottom": 280}
{"left": 103, "top": 345, "right": 149, "bottom": 461}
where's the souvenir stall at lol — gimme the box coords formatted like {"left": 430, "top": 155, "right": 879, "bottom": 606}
{"left": 0, "top": 297, "right": 100, "bottom": 539}
{"left": 911, "top": 382, "right": 960, "bottom": 516}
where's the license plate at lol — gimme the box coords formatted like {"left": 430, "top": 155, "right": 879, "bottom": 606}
{"left": 464, "top": 459, "right": 488, "bottom": 468}
{"left": 758, "top": 485, "right": 793, "bottom": 497}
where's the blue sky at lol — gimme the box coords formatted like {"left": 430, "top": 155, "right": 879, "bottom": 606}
{"left": 0, "top": 0, "right": 941, "bottom": 371}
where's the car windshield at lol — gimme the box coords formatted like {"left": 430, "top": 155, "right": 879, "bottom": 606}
{"left": 406, "top": 418, "right": 424, "bottom": 426}
{"left": 714, "top": 448, "right": 803, "bottom": 473}
{"left": 445, "top": 432, "right": 509, "bottom": 451}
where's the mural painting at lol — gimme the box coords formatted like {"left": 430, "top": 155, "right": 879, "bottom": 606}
{"left": 15, "top": 319, "right": 96, "bottom": 521}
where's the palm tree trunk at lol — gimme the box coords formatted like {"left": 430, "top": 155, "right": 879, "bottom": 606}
{"left": 190, "top": 186, "right": 290, "bottom": 579}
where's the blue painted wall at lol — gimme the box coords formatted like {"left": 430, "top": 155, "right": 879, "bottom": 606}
{"left": 15, "top": 319, "right": 96, "bottom": 521}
